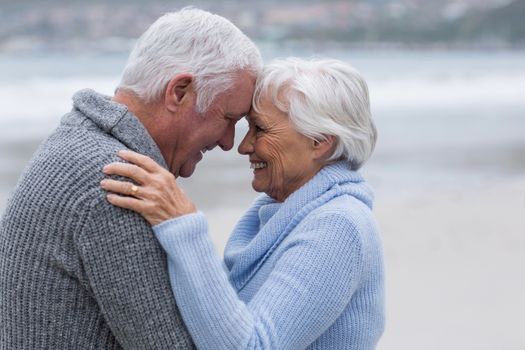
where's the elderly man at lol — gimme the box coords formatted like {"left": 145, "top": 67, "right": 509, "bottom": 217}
{"left": 0, "top": 8, "right": 261, "bottom": 350}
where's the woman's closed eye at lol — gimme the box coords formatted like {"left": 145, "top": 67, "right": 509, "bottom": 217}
{"left": 246, "top": 116, "right": 266, "bottom": 134}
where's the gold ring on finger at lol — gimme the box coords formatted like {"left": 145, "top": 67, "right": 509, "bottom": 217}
{"left": 130, "top": 184, "right": 139, "bottom": 196}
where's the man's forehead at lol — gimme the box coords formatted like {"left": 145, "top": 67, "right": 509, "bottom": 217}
{"left": 224, "top": 72, "right": 256, "bottom": 117}
{"left": 226, "top": 97, "right": 252, "bottom": 119}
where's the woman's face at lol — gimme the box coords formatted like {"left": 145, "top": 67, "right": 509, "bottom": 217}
{"left": 238, "top": 95, "right": 323, "bottom": 202}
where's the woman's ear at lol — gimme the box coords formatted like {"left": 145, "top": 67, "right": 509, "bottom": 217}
{"left": 312, "top": 135, "right": 336, "bottom": 160}
{"left": 165, "top": 73, "right": 194, "bottom": 113}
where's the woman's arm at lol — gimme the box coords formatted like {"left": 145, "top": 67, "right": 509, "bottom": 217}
{"left": 154, "top": 210, "right": 363, "bottom": 350}
{"left": 101, "top": 150, "right": 364, "bottom": 349}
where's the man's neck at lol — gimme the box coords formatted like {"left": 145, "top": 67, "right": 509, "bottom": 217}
{"left": 112, "top": 90, "right": 156, "bottom": 121}
{"left": 111, "top": 90, "right": 174, "bottom": 170}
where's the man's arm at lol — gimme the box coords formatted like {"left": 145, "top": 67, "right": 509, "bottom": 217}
{"left": 76, "top": 197, "right": 194, "bottom": 350}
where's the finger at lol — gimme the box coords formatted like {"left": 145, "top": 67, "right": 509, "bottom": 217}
{"left": 106, "top": 193, "right": 148, "bottom": 214}
{"left": 102, "top": 162, "right": 149, "bottom": 184}
{"left": 101, "top": 179, "right": 143, "bottom": 198}
{"left": 118, "top": 150, "right": 161, "bottom": 173}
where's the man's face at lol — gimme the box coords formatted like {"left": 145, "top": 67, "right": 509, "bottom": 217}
{"left": 165, "top": 70, "right": 256, "bottom": 178}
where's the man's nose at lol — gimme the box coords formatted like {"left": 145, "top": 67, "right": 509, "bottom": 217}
{"left": 218, "top": 123, "right": 235, "bottom": 151}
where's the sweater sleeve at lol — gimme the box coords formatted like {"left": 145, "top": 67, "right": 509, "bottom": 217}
{"left": 75, "top": 196, "right": 194, "bottom": 350}
{"left": 154, "top": 210, "right": 364, "bottom": 350}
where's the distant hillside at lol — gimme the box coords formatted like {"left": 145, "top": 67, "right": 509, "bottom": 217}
{"left": 458, "top": 0, "right": 525, "bottom": 43}
{"left": 281, "top": 0, "right": 525, "bottom": 46}
{"left": 0, "top": 0, "right": 523, "bottom": 52}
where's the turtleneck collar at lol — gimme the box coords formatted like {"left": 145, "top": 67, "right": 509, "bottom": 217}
{"left": 68, "top": 88, "right": 168, "bottom": 169}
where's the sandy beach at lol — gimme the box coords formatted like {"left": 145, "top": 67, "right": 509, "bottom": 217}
{"left": 196, "top": 173, "right": 525, "bottom": 350}
{"left": 2, "top": 123, "right": 525, "bottom": 350}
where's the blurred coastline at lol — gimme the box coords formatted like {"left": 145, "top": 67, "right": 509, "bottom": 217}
{"left": 1, "top": 1, "right": 525, "bottom": 349}
{"left": 2, "top": 0, "right": 525, "bottom": 53}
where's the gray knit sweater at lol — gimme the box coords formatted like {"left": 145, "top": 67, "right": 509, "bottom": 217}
{"left": 0, "top": 89, "right": 194, "bottom": 349}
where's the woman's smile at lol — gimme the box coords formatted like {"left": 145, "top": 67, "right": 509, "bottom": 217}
{"left": 250, "top": 162, "right": 267, "bottom": 170}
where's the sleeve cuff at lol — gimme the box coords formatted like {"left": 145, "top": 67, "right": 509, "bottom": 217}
{"left": 153, "top": 212, "right": 209, "bottom": 254}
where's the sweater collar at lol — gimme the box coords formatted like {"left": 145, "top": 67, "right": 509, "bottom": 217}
{"left": 258, "top": 162, "right": 372, "bottom": 226}
{"left": 285, "top": 161, "right": 374, "bottom": 210}
{"left": 258, "top": 202, "right": 281, "bottom": 228}
{"left": 225, "top": 161, "right": 373, "bottom": 291}
{"left": 70, "top": 88, "right": 167, "bottom": 169}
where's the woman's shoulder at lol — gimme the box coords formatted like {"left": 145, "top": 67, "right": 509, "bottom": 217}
{"left": 293, "top": 193, "right": 379, "bottom": 246}
{"left": 310, "top": 192, "right": 373, "bottom": 222}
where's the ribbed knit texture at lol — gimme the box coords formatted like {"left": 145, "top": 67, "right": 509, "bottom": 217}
{"left": 154, "top": 162, "right": 385, "bottom": 349}
{"left": 0, "top": 89, "right": 194, "bottom": 349}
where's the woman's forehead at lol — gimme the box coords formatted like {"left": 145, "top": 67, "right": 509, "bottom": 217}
{"left": 248, "top": 108, "right": 288, "bottom": 127}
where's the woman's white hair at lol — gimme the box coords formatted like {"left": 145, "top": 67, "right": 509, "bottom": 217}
{"left": 118, "top": 7, "right": 262, "bottom": 112}
{"left": 253, "top": 58, "right": 377, "bottom": 170}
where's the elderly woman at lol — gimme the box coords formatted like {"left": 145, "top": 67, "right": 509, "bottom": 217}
{"left": 101, "top": 58, "right": 384, "bottom": 349}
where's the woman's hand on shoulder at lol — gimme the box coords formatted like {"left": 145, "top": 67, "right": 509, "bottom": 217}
{"left": 100, "top": 150, "right": 196, "bottom": 226}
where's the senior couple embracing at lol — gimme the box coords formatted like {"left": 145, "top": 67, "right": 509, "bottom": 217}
{"left": 0, "top": 8, "right": 384, "bottom": 350}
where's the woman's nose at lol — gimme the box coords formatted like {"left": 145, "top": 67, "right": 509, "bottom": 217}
{"left": 238, "top": 129, "right": 254, "bottom": 155}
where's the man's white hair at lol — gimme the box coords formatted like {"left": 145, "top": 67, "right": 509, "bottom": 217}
{"left": 118, "top": 7, "right": 262, "bottom": 112}
{"left": 253, "top": 58, "right": 377, "bottom": 170}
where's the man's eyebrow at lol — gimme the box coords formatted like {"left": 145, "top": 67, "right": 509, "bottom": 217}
{"left": 227, "top": 112, "right": 249, "bottom": 120}
{"left": 234, "top": 111, "right": 250, "bottom": 119}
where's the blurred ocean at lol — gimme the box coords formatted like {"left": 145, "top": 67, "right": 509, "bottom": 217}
{"left": 1, "top": 49, "right": 524, "bottom": 207}
{"left": 1, "top": 48, "right": 524, "bottom": 349}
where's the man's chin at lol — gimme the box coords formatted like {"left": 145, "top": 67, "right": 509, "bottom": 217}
{"left": 178, "top": 161, "right": 197, "bottom": 178}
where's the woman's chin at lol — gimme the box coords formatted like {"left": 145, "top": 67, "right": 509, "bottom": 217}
{"left": 251, "top": 179, "right": 267, "bottom": 196}
{"left": 251, "top": 179, "right": 259, "bottom": 191}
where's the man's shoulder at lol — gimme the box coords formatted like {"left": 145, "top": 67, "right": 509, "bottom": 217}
{"left": 40, "top": 112, "right": 125, "bottom": 171}
{"left": 13, "top": 112, "right": 127, "bottom": 209}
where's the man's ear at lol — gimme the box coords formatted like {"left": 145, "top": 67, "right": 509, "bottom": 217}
{"left": 312, "top": 135, "right": 336, "bottom": 161}
{"left": 164, "top": 73, "right": 194, "bottom": 113}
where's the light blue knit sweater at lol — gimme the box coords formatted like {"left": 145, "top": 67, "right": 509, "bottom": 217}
{"left": 154, "top": 162, "right": 385, "bottom": 349}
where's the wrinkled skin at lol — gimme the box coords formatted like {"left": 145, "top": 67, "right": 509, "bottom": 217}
{"left": 237, "top": 95, "right": 325, "bottom": 202}
{"left": 100, "top": 95, "right": 333, "bottom": 224}
{"left": 101, "top": 150, "right": 197, "bottom": 226}
{"left": 160, "top": 70, "right": 256, "bottom": 178}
